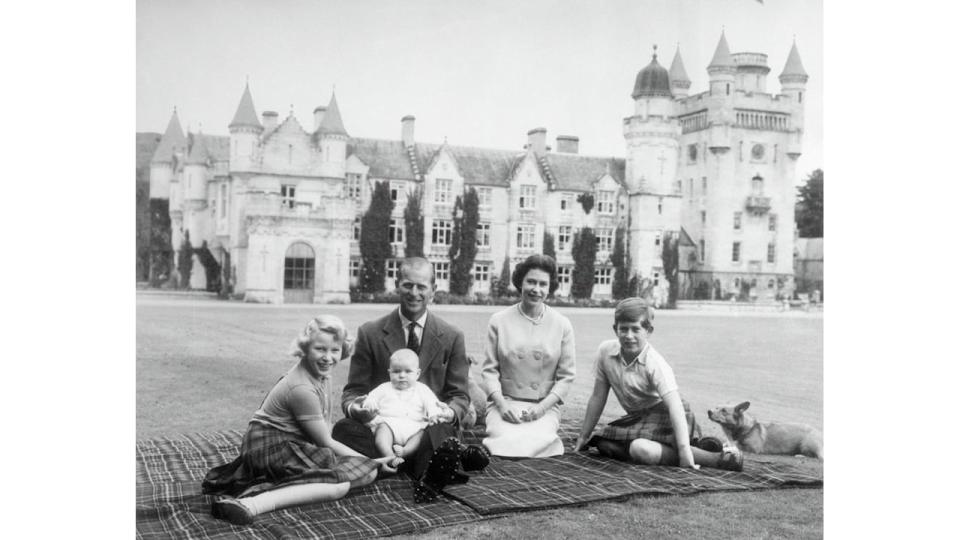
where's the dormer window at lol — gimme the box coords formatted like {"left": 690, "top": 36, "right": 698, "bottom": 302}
{"left": 597, "top": 190, "right": 614, "bottom": 214}
{"left": 519, "top": 185, "right": 537, "bottom": 209}
{"left": 435, "top": 179, "right": 452, "bottom": 203}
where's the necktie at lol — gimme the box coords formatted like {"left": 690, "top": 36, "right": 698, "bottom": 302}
{"left": 407, "top": 321, "right": 420, "bottom": 354}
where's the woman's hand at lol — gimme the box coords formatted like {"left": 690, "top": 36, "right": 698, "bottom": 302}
{"left": 494, "top": 400, "right": 523, "bottom": 423}
{"left": 521, "top": 404, "right": 546, "bottom": 422}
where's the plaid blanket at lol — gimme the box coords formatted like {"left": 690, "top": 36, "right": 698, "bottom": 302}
{"left": 137, "top": 424, "right": 822, "bottom": 539}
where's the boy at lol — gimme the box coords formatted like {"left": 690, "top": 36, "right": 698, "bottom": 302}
{"left": 574, "top": 298, "right": 742, "bottom": 471}
{"left": 362, "top": 349, "right": 449, "bottom": 467}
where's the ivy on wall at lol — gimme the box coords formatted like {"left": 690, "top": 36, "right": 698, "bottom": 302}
{"left": 359, "top": 181, "right": 395, "bottom": 293}
{"left": 571, "top": 227, "right": 597, "bottom": 299}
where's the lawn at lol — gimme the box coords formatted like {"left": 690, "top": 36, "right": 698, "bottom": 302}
{"left": 137, "top": 296, "right": 823, "bottom": 538}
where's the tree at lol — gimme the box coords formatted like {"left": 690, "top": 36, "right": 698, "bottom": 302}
{"left": 570, "top": 227, "right": 597, "bottom": 299}
{"left": 610, "top": 225, "right": 630, "bottom": 300}
{"left": 449, "top": 188, "right": 479, "bottom": 295}
{"left": 148, "top": 198, "right": 173, "bottom": 287}
{"left": 492, "top": 255, "right": 511, "bottom": 297}
{"left": 576, "top": 192, "right": 595, "bottom": 215}
{"left": 359, "top": 181, "right": 395, "bottom": 293}
{"left": 661, "top": 231, "right": 680, "bottom": 308}
{"left": 542, "top": 231, "right": 556, "bottom": 261}
{"left": 403, "top": 185, "right": 425, "bottom": 257}
{"left": 795, "top": 169, "right": 823, "bottom": 238}
{"left": 177, "top": 230, "right": 194, "bottom": 290}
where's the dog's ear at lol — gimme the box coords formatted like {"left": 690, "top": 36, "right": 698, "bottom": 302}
{"left": 735, "top": 401, "right": 751, "bottom": 414}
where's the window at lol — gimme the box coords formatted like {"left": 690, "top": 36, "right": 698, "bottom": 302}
{"left": 732, "top": 241, "right": 741, "bottom": 262}
{"left": 435, "top": 178, "right": 452, "bottom": 203}
{"left": 389, "top": 219, "right": 404, "bottom": 244}
{"left": 701, "top": 210, "right": 707, "bottom": 226}
{"left": 597, "top": 191, "right": 615, "bottom": 214}
{"left": 281, "top": 184, "right": 296, "bottom": 209}
{"left": 654, "top": 231, "right": 662, "bottom": 247}
{"left": 768, "top": 279, "right": 775, "bottom": 289}
{"left": 767, "top": 243, "right": 776, "bottom": 263}
{"left": 702, "top": 176, "right": 707, "bottom": 195}
{"left": 594, "top": 267, "right": 612, "bottom": 285}
{"left": 769, "top": 214, "right": 777, "bottom": 231}
{"left": 432, "top": 219, "right": 453, "bottom": 245}
{"left": 350, "top": 259, "right": 361, "bottom": 278}
{"left": 653, "top": 271, "right": 660, "bottom": 286}
{"left": 346, "top": 173, "right": 361, "bottom": 199}
{"left": 517, "top": 223, "right": 536, "bottom": 249}
{"left": 558, "top": 225, "right": 572, "bottom": 251}
{"left": 352, "top": 217, "right": 361, "bottom": 241}
{"left": 558, "top": 266, "right": 571, "bottom": 285}
{"left": 284, "top": 243, "right": 314, "bottom": 290}
{"left": 433, "top": 261, "right": 450, "bottom": 281}
{"left": 474, "top": 264, "right": 490, "bottom": 282}
{"left": 688, "top": 178, "right": 694, "bottom": 198}
{"left": 658, "top": 197, "right": 663, "bottom": 215}
{"left": 751, "top": 175, "right": 764, "bottom": 195}
{"left": 699, "top": 239, "right": 706, "bottom": 261}
{"left": 386, "top": 259, "right": 401, "bottom": 280}
{"left": 390, "top": 181, "right": 404, "bottom": 202}
{"left": 477, "top": 187, "right": 492, "bottom": 207}
{"left": 519, "top": 185, "right": 537, "bottom": 209}
{"left": 476, "top": 222, "right": 491, "bottom": 247}
{"left": 560, "top": 193, "right": 573, "bottom": 212}
{"left": 597, "top": 228, "right": 614, "bottom": 252}
{"left": 218, "top": 183, "right": 227, "bottom": 220}
{"left": 733, "top": 212, "right": 742, "bottom": 230}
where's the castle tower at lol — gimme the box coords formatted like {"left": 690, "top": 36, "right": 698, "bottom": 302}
{"left": 623, "top": 46, "right": 682, "bottom": 287}
{"left": 779, "top": 40, "right": 809, "bottom": 132}
{"left": 707, "top": 31, "right": 736, "bottom": 97}
{"left": 149, "top": 108, "right": 187, "bottom": 199}
{"left": 668, "top": 47, "right": 691, "bottom": 99}
{"left": 228, "top": 82, "right": 263, "bottom": 172}
{"left": 314, "top": 91, "right": 349, "bottom": 178}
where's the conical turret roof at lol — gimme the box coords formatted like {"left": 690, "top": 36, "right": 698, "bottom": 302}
{"left": 779, "top": 41, "right": 808, "bottom": 79}
{"left": 708, "top": 32, "right": 735, "bottom": 69}
{"left": 316, "top": 92, "right": 349, "bottom": 137}
{"left": 151, "top": 109, "right": 187, "bottom": 163}
{"left": 632, "top": 48, "right": 672, "bottom": 99}
{"left": 669, "top": 47, "right": 691, "bottom": 85}
{"left": 229, "top": 83, "right": 262, "bottom": 130}
{"left": 185, "top": 132, "right": 210, "bottom": 165}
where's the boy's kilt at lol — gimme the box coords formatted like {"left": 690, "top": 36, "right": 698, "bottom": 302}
{"left": 598, "top": 397, "right": 702, "bottom": 447}
{"left": 202, "top": 421, "right": 378, "bottom": 498}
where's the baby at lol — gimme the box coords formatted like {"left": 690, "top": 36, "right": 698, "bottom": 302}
{"left": 362, "top": 348, "right": 450, "bottom": 467}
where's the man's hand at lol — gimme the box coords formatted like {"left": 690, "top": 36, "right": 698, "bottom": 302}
{"left": 434, "top": 402, "right": 456, "bottom": 424}
{"left": 348, "top": 399, "right": 377, "bottom": 424}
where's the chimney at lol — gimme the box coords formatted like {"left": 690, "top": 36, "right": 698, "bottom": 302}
{"left": 526, "top": 127, "right": 547, "bottom": 154}
{"left": 401, "top": 115, "right": 415, "bottom": 147}
{"left": 556, "top": 135, "right": 579, "bottom": 154}
{"left": 313, "top": 106, "right": 327, "bottom": 131}
{"left": 262, "top": 111, "right": 278, "bottom": 131}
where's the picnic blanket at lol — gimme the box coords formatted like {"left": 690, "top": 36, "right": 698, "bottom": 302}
{"left": 137, "top": 423, "right": 822, "bottom": 539}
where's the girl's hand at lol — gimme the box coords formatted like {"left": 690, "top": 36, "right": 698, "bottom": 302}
{"left": 678, "top": 447, "right": 699, "bottom": 470}
{"left": 374, "top": 456, "right": 399, "bottom": 475}
{"left": 573, "top": 435, "right": 590, "bottom": 452}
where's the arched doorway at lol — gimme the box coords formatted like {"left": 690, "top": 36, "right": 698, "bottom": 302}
{"left": 283, "top": 242, "right": 315, "bottom": 304}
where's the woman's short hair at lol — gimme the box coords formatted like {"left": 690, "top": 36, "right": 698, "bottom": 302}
{"left": 511, "top": 253, "right": 559, "bottom": 295}
{"left": 290, "top": 314, "right": 355, "bottom": 360}
{"left": 613, "top": 298, "right": 655, "bottom": 333}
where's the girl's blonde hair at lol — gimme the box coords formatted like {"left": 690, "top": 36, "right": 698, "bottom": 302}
{"left": 290, "top": 315, "right": 355, "bottom": 360}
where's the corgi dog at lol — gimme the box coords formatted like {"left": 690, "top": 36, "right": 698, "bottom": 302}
{"left": 462, "top": 355, "right": 488, "bottom": 429}
{"left": 707, "top": 401, "right": 823, "bottom": 459}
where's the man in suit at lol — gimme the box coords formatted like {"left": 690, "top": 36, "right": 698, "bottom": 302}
{"left": 333, "top": 257, "right": 471, "bottom": 481}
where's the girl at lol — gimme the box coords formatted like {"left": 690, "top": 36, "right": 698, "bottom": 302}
{"left": 202, "top": 315, "right": 394, "bottom": 525}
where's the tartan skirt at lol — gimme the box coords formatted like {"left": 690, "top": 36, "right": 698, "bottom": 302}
{"left": 202, "top": 421, "right": 379, "bottom": 498}
{"left": 597, "top": 398, "right": 703, "bottom": 447}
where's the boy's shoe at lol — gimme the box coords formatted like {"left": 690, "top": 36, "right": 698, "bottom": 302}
{"left": 717, "top": 449, "right": 744, "bottom": 472}
{"left": 459, "top": 444, "right": 491, "bottom": 472}
{"left": 692, "top": 436, "right": 724, "bottom": 453}
{"left": 211, "top": 496, "right": 255, "bottom": 525}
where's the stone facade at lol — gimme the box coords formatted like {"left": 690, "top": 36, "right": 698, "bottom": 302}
{"left": 147, "top": 32, "right": 807, "bottom": 304}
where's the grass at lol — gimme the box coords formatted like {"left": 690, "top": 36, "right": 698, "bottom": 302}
{"left": 137, "top": 297, "right": 823, "bottom": 539}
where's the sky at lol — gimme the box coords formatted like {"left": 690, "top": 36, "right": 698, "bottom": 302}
{"left": 137, "top": 0, "right": 823, "bottom": 180}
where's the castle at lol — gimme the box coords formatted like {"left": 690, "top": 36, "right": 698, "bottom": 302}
{"left": 148, "top": 32, "right": 808, "bottom": 304}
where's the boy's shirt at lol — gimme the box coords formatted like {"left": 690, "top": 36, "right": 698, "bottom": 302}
{"left": 593, "top": 339, "right": 679, "bottom": 413}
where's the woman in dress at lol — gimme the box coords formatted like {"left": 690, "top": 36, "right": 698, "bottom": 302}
{"left": 481, "top": 254, "right": 576, "bottom": 457}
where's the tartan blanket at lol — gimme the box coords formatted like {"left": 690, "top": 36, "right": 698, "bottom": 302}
{"left": 137, "top": 425, "right": 822, "bottom": 539}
